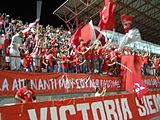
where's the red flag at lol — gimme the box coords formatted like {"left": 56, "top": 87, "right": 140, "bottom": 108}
{"left": 95, "top": 29, "right": 107, "bottom": 46}
{"left": 121, "top": 55, "right": 148, "bottom": 99}
{"left": 133, "top": 72, "right": 148, "bottom": 100}
{"left": 132, "top": 56, "right": 148, "bottom": 99}
{"left": 98, "top": 0, "right": 116, "bottom": 30}
{"left": 80, "top": 20, "right": 96, "bottom": 44}
{"left": 70, "top": 26, "right": 82, "bottom": 48}
{"left": 71, "top": 21, "right": 96, "bottom": 48}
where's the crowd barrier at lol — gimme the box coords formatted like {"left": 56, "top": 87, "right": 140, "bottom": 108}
{"left": 0, "top": 71, "right": 160, "bottom": 97}
{"left": 0, "top": 91, "right": 159, "bottom": 120}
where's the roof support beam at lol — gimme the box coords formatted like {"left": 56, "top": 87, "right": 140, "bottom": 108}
{"left": 116, "top": 1, "right": 160, "bottom": 23}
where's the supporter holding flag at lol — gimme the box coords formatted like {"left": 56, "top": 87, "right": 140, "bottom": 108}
{"left": 78, "top": 20, "right": 100, "bottom": 73}
{"left": 77, "top": 39, "right": 88, "bottom": 73}
{"left": 119, "top": 14, "right": 141, "bottom": 49}
{"left": 9, "top": 19, "right": 39, "bottom": 71}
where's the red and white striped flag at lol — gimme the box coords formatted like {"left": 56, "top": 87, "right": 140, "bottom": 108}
{"left": 80, "top": 20, "right": 96, "bottom": 44}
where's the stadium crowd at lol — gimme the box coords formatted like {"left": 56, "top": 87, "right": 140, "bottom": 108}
{"left": 0, "top": 13, "right": 160, "bottom": 76}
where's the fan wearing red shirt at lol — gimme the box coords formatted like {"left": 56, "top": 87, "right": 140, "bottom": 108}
{"left": 15, "top": 79, "right": 36, "bottom": 104}
{"left": 43, "top": 49, "right": 57, "bottom": 72}
{"left": 22, "top": 50, "right": 33, "bottom": 72}
{"left": 97, "top": 44, "right": 105, "bottom": 74}
{"left": 142, "top": 51, "right": 150, "bottom": 75}
{"left": 102, "top": 52, "right": 116, "bottom": 75}
{"left": 61, "top": 51, "right": 69, "bottom": 73}
{"left": 71, "top": 54, "right": 86, "bottom": 73}
{"left": 77, "top": 39, "right": 88, "bottom": 73}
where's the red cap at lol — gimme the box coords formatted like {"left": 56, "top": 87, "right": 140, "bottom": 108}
{"left": 121, "top": 14, "right": 133, "bottom": 33}
{"left": 121, "top": 14, "right": 133, "bottom": 23}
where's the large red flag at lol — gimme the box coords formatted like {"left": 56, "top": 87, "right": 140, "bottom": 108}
{"left": 70, "top": 21, "right": 96, "bottom": 48}
{"left": 132, "top": 56, "right": 148, "bottom": 99}
{"left": 98, "top": 0, "right": 116, "bottom": 30}
{"left": 121, "top": 55, "right": 148, "bottom": 99}
{"left": 80, "top": 20, "right": 96, "bottom": 45}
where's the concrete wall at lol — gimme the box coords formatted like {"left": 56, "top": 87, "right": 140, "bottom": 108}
{"left": 0, "top": 88, "right": 159, "bottom": 106}
{"left": 0, "top": 92, "right": 94, "bottom": 106}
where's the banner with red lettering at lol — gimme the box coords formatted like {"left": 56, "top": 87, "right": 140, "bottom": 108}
{"left": 0, "top": 71, "right": 122, "bottom": 96}
{"left": 0, "top": 91, "right": 160, "bottom": 120}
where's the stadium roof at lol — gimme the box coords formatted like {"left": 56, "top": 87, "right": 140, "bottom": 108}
{"left": 53, "top": 0, "right": 160, "bottom": 45}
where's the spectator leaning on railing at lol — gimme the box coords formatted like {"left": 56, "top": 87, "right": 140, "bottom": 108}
{"left": 15, "top": 79, "right": 36, "bottom": 104}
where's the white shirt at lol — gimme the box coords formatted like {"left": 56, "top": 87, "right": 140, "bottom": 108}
{"left": 95, "top": 92, "right": 102, "bottom": 97}
{"left": 9, "top": 34, "right": 22, "bottom": 56}
{"left": 119, "top": 28, "right": 141, "bottom": 49}
{"left": 10, "top": 33, "right": 22, "bottom": 48}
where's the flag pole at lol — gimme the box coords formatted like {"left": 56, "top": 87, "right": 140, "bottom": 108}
{"left": 116, "top": 61, "right": 132, "bottom": 73}
{"left": 36, "top": 0, "right": 42, "bottom": 38}
{"left": 110, "top": 28, "right": 115, "bottom": 43}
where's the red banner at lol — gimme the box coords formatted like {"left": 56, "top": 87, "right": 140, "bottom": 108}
{"left": 143, "top": 76, "right": 160, "bottom": 88}
{"left": 0, "top": 71, "right": 122, "bottom": 96}
{"left": 0, "top": 91, "right": 160, "bottom": 120}
{"left": 0, "top": 71, "right": 160, "bottom": 97}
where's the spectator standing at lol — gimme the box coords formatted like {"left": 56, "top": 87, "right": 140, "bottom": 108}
{"left": 9, "top": 31, "right": 23, "bottom": 70}
{"left": 77, "top": 39, "right": 88, "bottom": 73}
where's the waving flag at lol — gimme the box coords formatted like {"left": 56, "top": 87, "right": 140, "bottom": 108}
{"left": 133, "top": 72, "right": 148, "bottom": 100}
{"left": 94, "top": 28, "right": 108, "bottom": 46}
{"left": 121, "top": 55, "right": 148, "bottom": 100}
{"left": 70, "top": 20, "right": 96, "bottom": 48}
{"left": 98, "top": 0, "right": 116, "bottom": 30}
{"left": 80, "top": 20, "right": 96, "bottom": 44}
{"left": 132, "top": 56, "right": 148, "bottom": 99}
{"left": 70, "top": 26, "right": 82, "bottom": 48}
